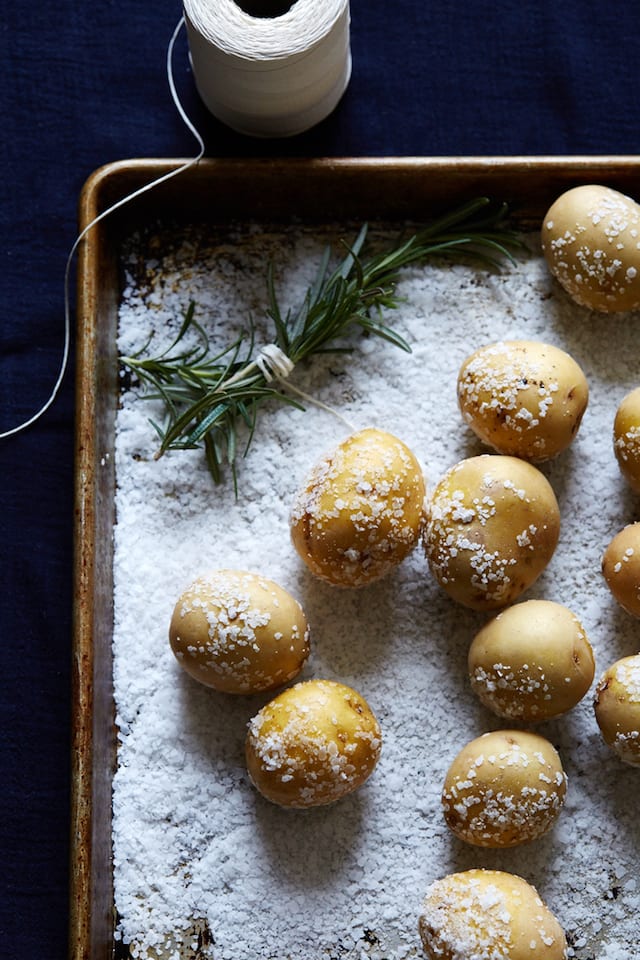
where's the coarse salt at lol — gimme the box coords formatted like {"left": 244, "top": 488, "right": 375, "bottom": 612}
{"left": 112, "top": 222, "right": 639, "bottom": 959}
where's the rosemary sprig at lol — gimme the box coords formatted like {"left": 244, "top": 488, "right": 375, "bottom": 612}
{"left": 121, "top": 197, "right": 522, "bottom": 487}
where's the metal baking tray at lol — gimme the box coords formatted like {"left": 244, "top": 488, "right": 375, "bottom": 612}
{"left": 70, "top": 156, "right": 640, "bottom": 960}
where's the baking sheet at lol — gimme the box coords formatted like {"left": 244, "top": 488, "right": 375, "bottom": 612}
{"left": 71, "top": 157, "right": 640, "bottom": 960}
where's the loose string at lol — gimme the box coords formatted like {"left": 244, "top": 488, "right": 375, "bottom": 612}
{"left": 281, "top": 378, "right": 358, "bottom": 434}
{"left": 0, "top": 17, "right": 201, "bottom": 441}
{"left": 255, "top": 343, "right": 357, "bottom": 433}
{"left": 2, "top": 17, "right": 356, "bottom": 442}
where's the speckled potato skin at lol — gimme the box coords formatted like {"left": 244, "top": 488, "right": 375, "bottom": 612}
{"left": 468, "top": 599, "right": 595, "bottom": 722}
{"left": 290, "top": 427, "right": 426, "bottom": 588}
{"left": 419, "top": 869, "right": 568, "bottom": 960}
{"left": 169, "top": 570, "right": 310, "bottom": 694}
{"left": 541, "top": 184, "right": 640, "bottom": 313}
{"left": 613, "top": 387, "right": 640, "bottom": 493}
{"left": 245, "top": 679, "right": 382, "bottom": 808}
{"left": 594, "top": 654, "right": 640, "bottom": 766}
{"left": 441, "top": 730, "right": 567, "bottom": 848}
{"left": 457, "top": 340, "right": 589, "bottom": 462}
{"left": 601, "top": 523, "right": 640, "bottom": 617}
{"left": 422, "top": 455, "right": 560, "bottom": 611}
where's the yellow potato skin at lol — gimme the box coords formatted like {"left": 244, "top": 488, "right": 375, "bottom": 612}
{"left": 245, "top": 679, "right": 382, "bottom": 808}
{"left": 601, "top": 523, "right": 640, "bottom": 617}
{"left": 594, "top": 654, "right": 640, "bottom": 766}
{"left": 468, "top": 599, "right": 595, "bottom": 722}
{"left": 169, "top": 570, "right": 310, "bottom": 694}
{"left": 423, "top": 455, "right": 560, "bottom": 610}
{"left": 290, "top": 427, "right": 426, "bottom": 587}
{"left": 419, "top": 870, "right": 568, "bottom": 960}
{"left": 441, "top": 730, "right": 567, "bottom": 848}
{"left": 613, "top": 386, "right": 640, "bottom": 494}
{"left": 541, "top": 184, "right": 640, "bottom": 313}
{"left": 457, "top": 339, "right": 589, "bottom": 461}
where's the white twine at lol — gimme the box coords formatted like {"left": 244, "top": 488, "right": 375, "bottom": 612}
{"left": 1, "top": 18, "right": 203, "bottom": 441}
{"left": 283, "top": 380, "right": 358, "bottom": 433}
{"left": 254, "top": 343, "right": 356, "bottom": 433}
{"left": 183, "top": 0, "right": 351, "bottom": 137}
{"left": 255, "top": 343, "right": 295, "bottom": 381}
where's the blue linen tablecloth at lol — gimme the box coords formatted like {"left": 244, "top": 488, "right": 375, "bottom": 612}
{"left": 1, "top": 0, "right": 638, "bottom": 955}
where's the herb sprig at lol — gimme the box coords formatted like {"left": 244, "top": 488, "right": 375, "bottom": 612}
{"left": 121, "top": 197, "right": 522, "bottom": 487}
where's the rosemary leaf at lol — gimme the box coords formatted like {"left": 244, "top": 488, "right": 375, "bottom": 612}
{"left": 121, "top": 197, "right": 522, "bottom": 486}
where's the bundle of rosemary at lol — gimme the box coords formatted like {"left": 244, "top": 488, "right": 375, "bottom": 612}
{"left": 121, "top": 197, "right": 521, "bottom": 487}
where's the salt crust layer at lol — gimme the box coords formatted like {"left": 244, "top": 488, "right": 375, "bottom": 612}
{"left": 113, "top": 224, "right": 640, "bottom": 960}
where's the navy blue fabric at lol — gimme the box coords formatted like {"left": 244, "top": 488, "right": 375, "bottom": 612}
{"left": 1, "top": 0, "right": 638, "bottom": 955}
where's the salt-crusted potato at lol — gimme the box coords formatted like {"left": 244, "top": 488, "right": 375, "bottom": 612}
{"left": 419, "top": 869, "right": 568, "bottom": 960}
{"left": 422, "top": 455, "right": 560, "bottom": 610}
{"left": 613, "top": 386, "right": 640, "bottom": 493}
{"left": 541, "top": 184, "right": 640, "bottom": 312}
{"left": 457, "top": 340, "right": 589, "bottom": 461}
{"left": 594, "top": 654, "right": 640, "bottom": 766}
{"left": 169, "top": 570, "right": 310, "bottom": 694}
{"left": 441, "top": 730, "right": 567, "bottom": 848}
{"left": 245, "top": 679, "right": 382, "bottom": 808}
{"left": 468, "top": 599, "right": 595, "bottom": 722}
{"left": 601, "top": 523, "right": 640, "bottom": 617}
{"left": 290, "top": 427, "right": 426, "bottom": 587}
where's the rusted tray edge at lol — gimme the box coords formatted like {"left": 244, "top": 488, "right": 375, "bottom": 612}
{"left": 69, "top": 155, "right": 640, "bottom": 960}
{"left": 73, "top": 154, "right": 640, "bottom": 230}
{"left": 72, "top": 172, "right": 121, "bottom": 960}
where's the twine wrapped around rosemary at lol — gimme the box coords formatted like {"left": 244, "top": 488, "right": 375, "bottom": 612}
{"left": 120, "top": 197, "right": 522, "bottom": 487}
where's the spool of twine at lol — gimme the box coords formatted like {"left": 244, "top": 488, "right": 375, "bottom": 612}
{"left": 183, "top": 0, "right": 351, "bottom": 137}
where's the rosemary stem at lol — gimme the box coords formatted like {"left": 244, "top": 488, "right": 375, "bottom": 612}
{"left": 123, "top": 198, "right": 522, "bottom": 485}
{"left": 222, "top": 359, "right": 262, "bottom": 389}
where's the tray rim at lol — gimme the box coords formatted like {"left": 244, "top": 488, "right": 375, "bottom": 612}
{"left": 73, "top": 154, "right": 640, "bottom": 229}
{"left": 69, "top": 154, "right": 640, "bottom": 960}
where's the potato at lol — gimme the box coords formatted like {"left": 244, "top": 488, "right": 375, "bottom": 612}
{"left": 468, "top": 599, "right": 595, "bottom": 722}
{"left": 541, "top": 184, "right": 640, "bottom": 312}
{"left": 422, "top": 455, "right": 560, "bottom": 610}
{"left": 169, "top": 569, "right": 310, "bottom": 694}
{"left": 290, "top": 427, "right": 426, "bottom": 587}
{"left": 245, "top": 679, "right": 382, "bottom": 807}
{"left": 441, "top": 730, "right": 567, "bottom": 848}
{"left": 613, "top": 386, "right": 640, "bottom": 493}
{"left": 601, "top": 523, "right": 640, "bottom": 617}
{"left": 594, "top": 654, "right": 640, "bottom": 766}
{"left": 457, "top": 339, "right": 588, "bottom": 461}
{"left": 419, "top": 869, "right": 568, "bottom": 960}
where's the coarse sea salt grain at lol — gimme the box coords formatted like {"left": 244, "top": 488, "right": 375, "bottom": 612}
{"left": 112, "top": 222, "right": 640, "bottom": 960}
